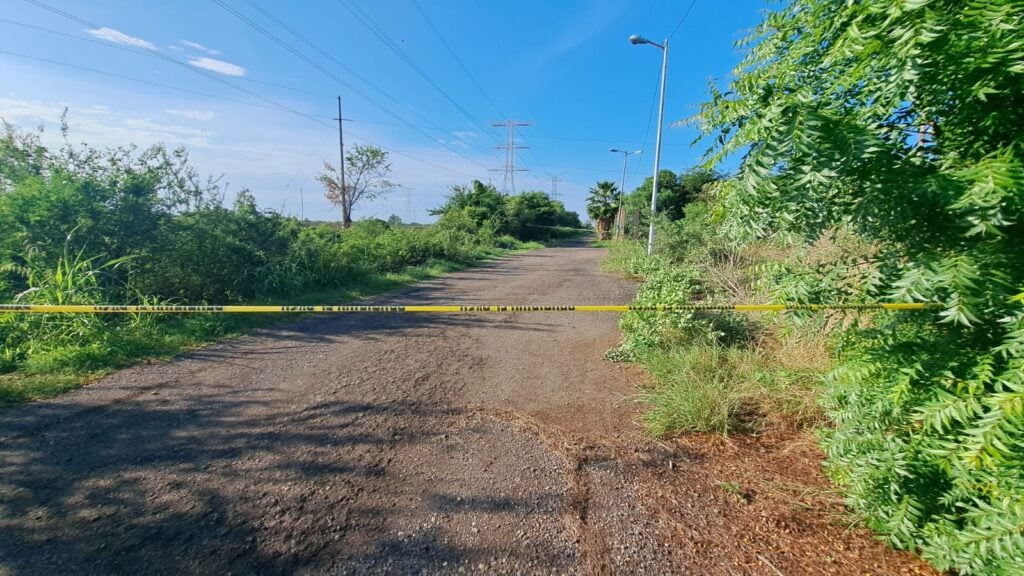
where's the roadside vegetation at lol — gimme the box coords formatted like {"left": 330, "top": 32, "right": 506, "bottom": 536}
{"left": 0, "top": 123, "right": 581, "bottom": 407}
{"left": 600, "top": 1, "right": 1024, "bottom": 573}
{"left": 602, "top": 202, "right": 828, "bottom": 437}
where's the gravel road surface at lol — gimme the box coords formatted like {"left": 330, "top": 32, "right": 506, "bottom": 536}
{"left": 0, "top": 244, "right": 932, "bottom": 575}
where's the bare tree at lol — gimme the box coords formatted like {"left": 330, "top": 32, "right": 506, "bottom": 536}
{"left": 318, "top": 144, "right": 395, "bottom": 228}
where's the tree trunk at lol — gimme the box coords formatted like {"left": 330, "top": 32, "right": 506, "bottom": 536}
{"left": 342, "top": 202, "right": 352, "bottom": 229}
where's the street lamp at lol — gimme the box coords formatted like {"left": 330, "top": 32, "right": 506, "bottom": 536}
{"left": 630, "top": 34, "right": 668, "bottom": 256}
{"left": 609, "top": 148, "right": 641, "bottom": 240}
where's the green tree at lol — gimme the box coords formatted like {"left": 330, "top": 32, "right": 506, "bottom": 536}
{"left": 628, "top": 169, "right": 682, "bottom": 221}
{"left": 504, "top": 191, "right": 581, "bottom": 241}
{"left": 430, "top": 180, "right": 508, "bottom": 235}
{"left": 432, "top": 182, "right": 581, "bottom": 242}
{"left": 431, "top": 180, "right": 506, "bottom": 219}
{"left": 697, "top": 1, "right": 1024, "bottom": 572}
{"left": 628, "top": 168, "right": 719, "bottom": 222}
{"left": 679, "top": 168, "right": 721, "bottom": 204}
{"left": 319, "top": 144, "right": 395, "bottom": 228}
{"left": 587, "top": 181, "right": 619, "bottom": 240}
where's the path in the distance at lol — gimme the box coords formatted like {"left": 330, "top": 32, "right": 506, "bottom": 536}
{"left": 0, "top": 244, "right": 681, "bottom": 575}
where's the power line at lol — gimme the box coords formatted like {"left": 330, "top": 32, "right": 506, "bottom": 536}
{"left": 0, "top": 12, "right": 482, "bottom": 152}
{"left": 0, "top": 17, "right": 336, "bottom": 100}
{"left": 668, "top": 0, "right": 699, "bottom": 40}
{"left": 284, "top": 132, "right": 334, "bottom": 190}
{"left": 23, "top": 0, "right": 335, "bottom": 126}
{"left": 212, "top": 0, "right": 492, "bottom": 172}
{"left": 18, "top": 0, "right": 485, "bottom": 179}
{"left": 408, "top": 0, "right": 504, "bottom": 117}
{"left": 0, "top": 49, "right": 333, "bottom": 122}
{"left": 0, "top": 49, "right": 479, "bottom": 181}
{"left": 238, "top": 0, "right": 491, "bottom": 155}
{"left": 530, "top": 163, "right": 622, "bottom": 175}
{"left": 8, "top": 2, "right": 581, "bottom": 184}
{"left": 1, "top": 43, "right": 653, "bottom": 182}
{"left": 333, "top": 0, "right": 499, "bottom": 144}
{"left": 633, "top": 74, "right": 662, "bottom": 179}
{"left": 239, "top": 77, "right": 334, "bottom": 98}
{"left": 20, "top": 0, "right": 333, "bottom": 128}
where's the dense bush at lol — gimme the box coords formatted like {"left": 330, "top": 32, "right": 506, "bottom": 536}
{"left": 624, "top": 168, "right": 721, "bottom": 224}
{"left": 0, "top": 126, "right": 542, "bottom": 384}
{"left": 431, "top": 180, "right": 584, "bottom": 242}
{"left": 694, "top": 1, "right": 1024, "bottom": 572}
{"left": 608, "top": 196, "right": 824, "bottom": 437}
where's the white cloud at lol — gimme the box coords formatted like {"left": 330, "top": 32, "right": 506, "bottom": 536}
{"left": 188, "top": 57, "right": 246, "bottom": 77}
{"left": 0, "top": 98, "right": 212, "bottom": 149}
{"left": 164, "top": 108, "right": 216, "bottom": 121}
{"left": 85, "top": 27, "right": 155, "bottom": 50}
{"left": 180, "top": 40, "right": 219, "bottom": 55}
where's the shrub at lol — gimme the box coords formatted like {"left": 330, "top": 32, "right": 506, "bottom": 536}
{"left": 695, "top": 1, "right": 1024, "bottom": 571}
{"left": 432, "top": 180, "right": 584, "bottom": 242}
{"left": 607, "top": 215, "right": 824, "bottom": 436}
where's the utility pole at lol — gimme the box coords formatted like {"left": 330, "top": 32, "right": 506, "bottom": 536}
{"left": 648, "top": 39, "right": 668, "bottom": 256}
{"left": 629, "top": 34, "right": 669, "bottom": 255}
{"left": 489, "top": 120, "right": 531, "bottom": 193}
{"left": 610, "top": 149, "right": 641, "bottom": 240}
{"left": 335, "top": 96, "right": 346, "bottom": 221}
{"left": 619, "top": 159, "right": 629, "bottom": 239}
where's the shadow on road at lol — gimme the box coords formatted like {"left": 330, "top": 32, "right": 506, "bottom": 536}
{"left": 1, "top": 381, "right": 574, "bottom": 574}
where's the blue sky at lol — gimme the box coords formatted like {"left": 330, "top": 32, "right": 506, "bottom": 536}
{"left": 1, "top": 0, "right": 766, "bottom": 222}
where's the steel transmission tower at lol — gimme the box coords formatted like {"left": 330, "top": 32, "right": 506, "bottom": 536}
{"left": 544, "top": 172, "right": 564, "bottom": 200}
{"left": 489, "top": 120, "right": 531, "bottom": 193}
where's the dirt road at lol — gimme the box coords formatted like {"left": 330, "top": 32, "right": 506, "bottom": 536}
{"left": 1, "top": 244, "right": 930, "bottom": 575}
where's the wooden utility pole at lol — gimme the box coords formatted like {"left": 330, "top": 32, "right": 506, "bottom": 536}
{"left": 335, "top": 96, "right": 347, "bottom": 220}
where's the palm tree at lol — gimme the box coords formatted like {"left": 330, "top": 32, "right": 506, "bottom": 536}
{"left": 587, "top": 181, "right": 619, "bottom": 240}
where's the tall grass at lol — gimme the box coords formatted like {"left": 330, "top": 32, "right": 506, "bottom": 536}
{"left": 604, "top": 208, "right": 828, "bottom": 437}
{"left": 635, "top": 340, "right": 825, "bottom": 436}
{"left": 637, "top": 345, "right": 766, "bottom": 435}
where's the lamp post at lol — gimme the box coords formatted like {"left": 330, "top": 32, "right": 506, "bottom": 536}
{"left": 630, "top": 34, "right": 668, "bottom": 256}
{"left": 609, "top": 148, "right": 641, "bottom": 239}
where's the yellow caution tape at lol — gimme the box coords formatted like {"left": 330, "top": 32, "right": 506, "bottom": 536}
{"left": 0, "top": 303, "right": 941, "bottom": 314}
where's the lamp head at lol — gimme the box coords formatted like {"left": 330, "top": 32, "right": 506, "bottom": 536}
{"left": 629, "top": 34, "right": 647, "bottom": 45}
{"left": 609, "top": 148, "right": 620, "bottom": 153}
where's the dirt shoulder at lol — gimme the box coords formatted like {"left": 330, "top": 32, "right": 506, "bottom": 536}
{"left": 0, "top": 244, "right": 931, "bottom": 574}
